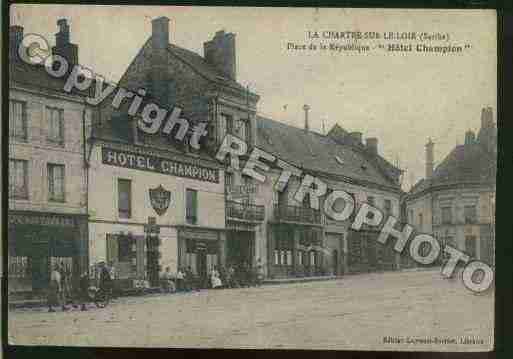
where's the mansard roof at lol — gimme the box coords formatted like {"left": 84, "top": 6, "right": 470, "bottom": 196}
{"left": 256, "top": 116, "right": 403, "bottom": 192}
{"left": 409, "top": 142, "right": 497, "bottom": 197}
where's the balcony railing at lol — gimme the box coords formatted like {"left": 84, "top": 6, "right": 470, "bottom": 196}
{"left": 273, "top": 204, "right": 322, "bottom": 225}
{"left": 226, "top": 201, "right": 265, "bottom": 222}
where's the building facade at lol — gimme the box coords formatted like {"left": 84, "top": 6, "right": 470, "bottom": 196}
{"left": 8, "top": 22, "right": 92, "bottom": 296}
{"left": 405, "top": 107, "right": 496, "bottom": 267}
{"left": 85, "top": 16, "right": 406, "bottom": 284}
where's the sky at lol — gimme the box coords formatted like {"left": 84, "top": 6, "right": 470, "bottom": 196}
{"left": 10, "top": 5, "right": 497, "bottom": 190}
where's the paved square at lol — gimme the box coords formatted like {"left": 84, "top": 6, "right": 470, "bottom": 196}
{"left": 8, "top": 269, "right": 493, "bottom": 351}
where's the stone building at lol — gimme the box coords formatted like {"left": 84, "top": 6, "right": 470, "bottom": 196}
{"left": 405, "top": 107, "right": 496, "bottom": 266}
{"left": 8, "top": 21, "right": 92, "bottom": 296}
{"left": 88, "top": 16, "right": 405, "bottom": 285}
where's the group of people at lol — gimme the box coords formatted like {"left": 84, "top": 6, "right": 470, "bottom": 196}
{"left": 160, "top": 259, "right": 265, "bottom": 293}
{"left": 47, "top": 261, "right": 113, "bottom": 312}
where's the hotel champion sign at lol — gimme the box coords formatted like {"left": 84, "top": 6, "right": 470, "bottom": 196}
{"left": 102, "top": 147, "right": 220, "bottom": 183}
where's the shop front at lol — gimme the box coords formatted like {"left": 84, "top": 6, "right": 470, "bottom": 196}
{"left": 177, "top": 227, "right": 224, "bottom": 288}
{"left": 346, "top": 228, "right": 397, "bottom": 273}
{"left": 7, "top": 211, "right": 88, "bottom": 297}
{"left": 269, "top": 224, "right": 326, "bottom": 278}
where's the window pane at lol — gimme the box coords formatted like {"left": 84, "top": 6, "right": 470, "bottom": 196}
{"left": 9, "top": 159, "right": 28, "bottom": 198}
{"left": 10, "top": 101, "right": 26, "bottom": 140}
{"left": 47, "top": 108, "right": 64, "bottom": 144}
{"left": 118, "top": 179, "right": 131, "bottom": 218}
{"left": 186, "top": 189, "right": 197, "bottom": 224}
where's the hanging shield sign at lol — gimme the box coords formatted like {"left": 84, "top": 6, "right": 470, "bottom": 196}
{"left": 149, "top": 185, "right": 172, "bottom": 216}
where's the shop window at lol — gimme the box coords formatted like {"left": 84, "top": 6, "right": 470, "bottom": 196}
{"left": 286, "top": 250, "right": 293, "bottom": 265}
{"left": 48, "top": 163, "right": 65, "bottom": 202}
{"left": 118, "top": 179, "right": 132, "bottom": 219}
{"left": 464, "top": 205, "right": 477, "bottom": 224}
{"left": 9, "top": 100, "right": 27, "bottom": 141}
{"left": 274, "top": 250, "right": 279, "bottom": 265}
{"left": 186, "top": 189, "right": 198, "bottom": 224}
{"left": 8, "top": 256, "right": 29, "bottom": 278}
{"left": 9, "top": 159, "right": 28, "bottom": 199}
{"left": 46, "top": 107, "right": 64, "bottom": 145}
{"left": 118, "top": 236, "right": 132, "bottom": 262}
{"left": 298, "top": 250, "right": 303, "bottom": 265}
{"left": 442, "top": 207, "right": 452, "bottom": 224}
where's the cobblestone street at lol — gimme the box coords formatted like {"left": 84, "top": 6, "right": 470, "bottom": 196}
{"left": 8, "top": 269, "right": 493, "bottom": 351}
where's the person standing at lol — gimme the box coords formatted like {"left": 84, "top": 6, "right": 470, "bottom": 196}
{"left": 78, "top": 270, "right": 90, "bottom": 311}
{"left": 96, "top": 262, "right": 112, "bottom": 307}
{"left": 161, "top": 266, "right": 176, "bottom": 293}
{"left": 176, "top": 267, "right": 185, "bottom": 292}
{"left": 210, "top": 266, "right": 222, "bottom": 289}
{"left": 48, "top": 264, "right": 64, "bottom": 312}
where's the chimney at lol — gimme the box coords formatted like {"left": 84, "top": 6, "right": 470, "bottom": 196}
{"left": 465, "top": 130, "right": 476, "bottom": 145}
{"left": 480, "top": 106, "right": 494, "bottom": 130}
{"left": 203, "top": 30, "right": 237, "bottom": 80}
{"left": 152, "top": 16, "right": 170, "bottom": 50}
{"left": 52, "top": 19, "right": 78, "bottom": 65}
{"left": 150, "top": 17, "right": 170, "bottom": 107}
{"left": 425, "top": 138, "right": 434, "bottom": 179}
{"left": 303, "top": 104, "right": 310, "bottom": 131}
{"left": 366, "top": 137, "right": 378, "bottom": 155}
{"left": 349, "top": 132, "right": 363, "bottom": 146}
{"left": 9, "top": 25, "right": 24, "bottom": 60}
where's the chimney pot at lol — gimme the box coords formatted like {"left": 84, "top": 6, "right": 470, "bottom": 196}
{"left": 52, "top": 18, "right": 78, "bottom": 65}
{"left": 465, "top": 130, "right": 476, "bottom": 145}
{"left": 303, "top": 104, "right": 310, "bottom": 131}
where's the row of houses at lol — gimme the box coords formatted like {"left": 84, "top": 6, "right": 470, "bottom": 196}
{"left": 8, "top": 17, "right": 495, "bottom": 296}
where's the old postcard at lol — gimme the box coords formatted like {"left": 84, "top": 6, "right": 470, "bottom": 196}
{"left": 6, "top": 5, "right": 496, "bottom": 351}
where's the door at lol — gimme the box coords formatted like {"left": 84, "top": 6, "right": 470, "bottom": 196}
{"left": 146, "top": 235, "right": 160, "bottom": 287}
{"left": 196, "top": 249, "right": 207, "bottom": 288}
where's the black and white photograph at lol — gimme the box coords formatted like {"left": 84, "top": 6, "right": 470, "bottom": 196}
{"left": 5, "top": 4, "right": 496, "bottom": 352}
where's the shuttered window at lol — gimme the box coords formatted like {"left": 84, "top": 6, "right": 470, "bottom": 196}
{"left": 48, "top": 164, "right": 65, "bottom": 202}
{"left": 118, "top": 179, "right": 132, "bottom": 219}
{"left": 186, "top": 189, "right": 198, "bottom": 224}
{"left": 46, "top": 107, "right": 64, "bottom": 145}
{"left": 9, "top": 159, "right": 28, "bottom": 199}
{"left": 9, "top": 100, "right": 27, "bottom": 141}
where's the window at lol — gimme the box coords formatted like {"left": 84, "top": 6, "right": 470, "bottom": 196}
{"left": 245, "top": 119, "right": 252, "bottom": 145}
{"left": 48, "top": 164, "right": 65, "bottom": 202}
{"left": 464, "top": 205, "right": 477, "bottom": 224}
{"left": 9, "top": 100, "right": 27, "bottom": 141}
{"left": 418, "top": 213, "right": 423, "bottom": 228}
{"left": 118, "top": 235, "right": 132, "bottom": 262}
{"left": 186, "top": 189, "right": 198, "bottom": 224}
{"left": 223, "top": 114, "right": 234, "bottom": 135}
{"left": 384, "top": 199, "right": 392, "bottom": 217}
{"left": 465, "top": 236, "right": 477, "bottom": 257}
{"left": 225, "top": 172, "right": 233, "bottom": 190}
{"left": 46, "top": 107, "right": 64, "bottom": 145}
{"left": 118, "top": 179, "right": 132, "bottom": 219}
{"left": 9, "top": 159, "right": 28, "bottom": 199}
{"left": 367, "top": 196, "right": 375, "bottom": 206}
{"left": 441, "top": 207, "right": 452, "bottom": 224}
